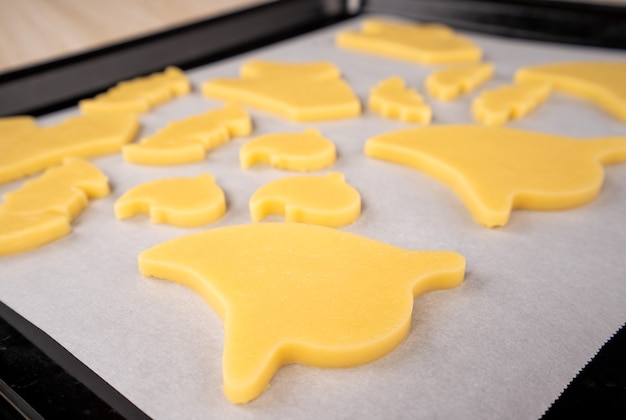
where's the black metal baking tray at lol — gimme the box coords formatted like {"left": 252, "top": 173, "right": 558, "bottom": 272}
{"left": 1, "top": 0, "right": 625, "bottom": 417}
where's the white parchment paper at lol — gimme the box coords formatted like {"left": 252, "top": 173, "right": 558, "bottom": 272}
{"left": 1, "top": 15, "right": 626, "bottom": 419}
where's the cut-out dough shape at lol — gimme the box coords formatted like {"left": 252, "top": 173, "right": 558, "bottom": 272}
{"left": 122, "top": 105, "right": 252, "bottom": 165}
{"left": 240, "top": 60, "right": 341, "bottom": 80}
{"left": 369, "top": 77, "right": 432, "bottom": 124}
{"left": 139, "top": 223, "right": 465, "bottom": 403}
{"left": 79, "top": 67, "right": 190, "bottom": 114}
{"left": 425, "top": 63, "right": 494, "bottom": 101}
{"left": 0, "top": 113, "right": 139, "bottom": 185}
{"left": 202, "top": 60, "right": 361, "bottom": 122}
{"left": 0, "top": 158, "right": 109, "bottom": 256}
{"left": 336, "top": 19, "right": 482, "bottom": 64}
{"left": 364, "top": 126, "right": 626, "bottom": 227}
{"left": 249, "top": 172, "right": 360, "bottom": 227}
{"left": 114, "top": 174, "right": 225, "bottom": 227}
{"left": 240, "top": 128, "right": 336, "bottom": 171}
{"left": 472, "top": 82, "right": 552, "bottom": 126}
{"left": 515, "top": 61, "right": 626, "bottom": 122}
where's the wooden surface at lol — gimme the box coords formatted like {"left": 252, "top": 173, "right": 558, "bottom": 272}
{"left": 0, "top": 0, "right": 267, "bottom": 73}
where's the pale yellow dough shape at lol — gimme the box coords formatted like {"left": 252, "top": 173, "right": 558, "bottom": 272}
{"left": 472, "top": 81, "right": 552, "bottom": 126}
{"left": 240, "top": 128, "right": 336, "bottom": 171}
{"left": 138, "top": 223, "right": 465, "bottom": 403}
{"left": 364, "top": 125, "right": 626, "bottom": 227}
{"left": 240, "top": 60, "right": 341, "bottom": 80}
{"left": 249, "top": 172, "right": 360, "bottom": 227}
{"left": 0, "top": 113, "right": 139, "bottom": 185}
{"left": 369, "top": 77, "right": 432, "bottom": 124}
{"left": 425, "top": 63, "right": 494, "bottom": 101}
{"left": 79, "top": 67, "right": 190, "bottom": 114}
{"left": 122, "top": 104, "right": 252, "bottom": 165}
{"left": 515, "top": 61, "right": 626, "bottom": 122}
{"left": 336, "top": 19, "right": 482, "bottom": 64}
{"left": 202, "top": 60, "right": 361, "bottom": 122}
{"left": 114, "top": 174, "right": 226, "bottom": 227}
{"left": 0, "top": 158, "right": 109, "bottom": 256}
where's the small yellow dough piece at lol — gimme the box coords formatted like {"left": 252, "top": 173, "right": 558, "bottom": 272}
{"left": 364, "top": 126, "right": 626, "bottom": 227}
{"left": 249, "top": 172, "right": 360, "bottom": 227}
{"left": 138, "top": 223, "right": 465, "bottom": 403}
{"left": 240, "top": 128, "right": 336, "bottom": 171}
{"left": 122, "top": 105, "right": 252, "bottom": 165}
{"left": 425, "top": 63, "right": 494, "bottom": 101}
{"left": 79, "top": 67, "right": 190, "bottom": 114}
{"left": 369, "top": 77, "right": 432, "bottom": 124}
{"left": 336, "top": 19, "right": 482, "bottom": 64}
{"left": 515, "top": 61, "right": 626, "bottom": 122}
{"left": 240, "top": 60, "right": 341, "bottom": 80}
{"left": 0, "top": 113, "right": 138, "bottom": 185}
{"left": 202, "top": 60, "right": 361, "bottom": 122}
{"left": 114, "top": 174, "right": 226, "bottom": 227}
{"left": 472, "top": 82, "right": 552, "bottom": 126}
{"left": 0, "top": 158, "right": 110, "bottom": 256}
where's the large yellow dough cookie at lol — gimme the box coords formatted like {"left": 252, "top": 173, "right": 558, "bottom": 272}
{"left": 0, "top": 158, "right": 109, "bottom": 256}
{"left": 515, "top": 61, "right": 626, "bottom": 122}
{"left": 138, "top": 223, "right": 465, "bottom": 403}
{"left": 249, "top": 172, "right": 360, "bottom": 227}
{"left": 79, "top": 67, "right": 190, "bottom": 114}
{"left": 114, "top": 174, "right": 226, "bottom": 227}
{"left": 122, "top": 105, "right": 251, "bottom": 165}
{"left": 364, "top": 126, "right": 626, "bottom": 227}
{"left": 240, "top": 128, "right": 336, "bottom": 171}
{"left": 336, "top": 19, "right": 482, "bottom": 64}
{"left": 202, "top": 60, "right": 361, "bottom": 122}
{"left": 0, "top": 113, "right": 138, "bottom": 185}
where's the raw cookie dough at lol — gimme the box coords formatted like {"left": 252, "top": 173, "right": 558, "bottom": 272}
{"left": 336, "top": 19, "right": 482, "bottom": 64}
{"left": 202, "top": 60, "right": 361, "bottom": 122}
{"left": 364, "top": 126, "right": 626, "bottom": 227}
{"left": 425, "top": 63, "right": 494, "bottom": 101}
{"left": 249, "top": 172, "right": 360, "bottom": 227}
{"left": 369, "top": 77, "right": 432, "bottom": 124}
{"left": 79, "top": 67, "right": 190, "bottom": 114}
{"left": 0, "top": 158, "right": 109, "bottom": 256}
{"left": 0, "top": 113, "right": 139, "bottom": 185}
{"left": 515, "top": 61, "right": 626, "bottom": 122}
{"left": 138, "top": 223, "right": 466, "bottom": 403}
{"left": 240, "top": 59, "right": 341, "bottom": 80}
{"left": 240, "top": 128, "right": 336, "bottom": 171}
{"left": 123, "top": 105, "right": 251, "bottom": 165}
{"left": 114, "top": 174, "right": 226, "bottom": 227}
{"left": 472, "top": 82, "right": 552, "bottom": 126}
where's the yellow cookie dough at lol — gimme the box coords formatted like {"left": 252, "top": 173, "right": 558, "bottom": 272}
{"left": 122, "top": 105, "right": 252, "bottom": 165}
{"left": 202, "top": 60, "right": 361, "bottom": 122}
{"left": 240, "top": 60, "right": 341, "bottom": 80}
{"left": 0, "top": 113, "right": 139, "bottom": 185}
{"left": 240, "top": 128, "right": 336, "bottom": 171}
{"left": 425, "top": 63, "right": 494, "bottom": 101}
{"left": 249, "top": 172, "right": 360, "bottom": 227}
{"left": 369, "top": 77, "right": 432, "bottom": 124}
{"left": 336, "top": 19, "right": 482, "bottom": 64}
{"left": 115, "top": 174, "right": 225, "bottom": 227}
{"left": 472, "top": 82, "right": 552, "bottom": 126}
{"left": 79, "top": 67, "right": 190, "bottom": 114}
{"left": 0, "top": 158, "right": 109, "bottom": 256}
{"left": 515, "top": 61, "right": 626, "bottom": 122}
{"left": 138, "top": 223, "right": 465, "bottom": 403}
{"left": 364, "top": 126, "right": 626, "bottom": 227}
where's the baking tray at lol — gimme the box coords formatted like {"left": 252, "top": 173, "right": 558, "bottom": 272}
{"left": 1, "top": 0, "right": 625, "bottom": 418}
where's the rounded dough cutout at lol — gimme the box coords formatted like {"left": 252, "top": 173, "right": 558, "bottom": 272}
{"left": 249, "top": 172, "right": 361, "bottom": 227}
